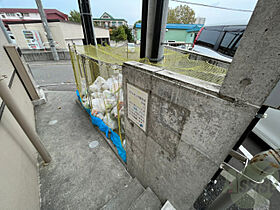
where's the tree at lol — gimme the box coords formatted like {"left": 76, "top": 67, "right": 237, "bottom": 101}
{"left": 133, "top": 20, "right": 141, "bottom": 29}
{"left": 111, "top": 26, "right": 127, "bottom": 43}
{"left": 122, "top": 25, "right": 133, "bottom": 42}
{"left": 167, "top": 5, "right": 196, "bottom": 24}
{"left": 69, "top": 10, "right": 81, "bottom": 23}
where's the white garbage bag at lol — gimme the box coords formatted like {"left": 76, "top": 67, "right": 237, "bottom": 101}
{"left": 91, "top": 92, "right": 102, "bottom": 99}
{"left": 89, "top": 76, "right": 106, "bottom": 93}
{"left": 91, "top": 98, "right": 106, "bottom": 115}
{"left": 103, "top": 113, "right": 118, "bottom": 129}
{"left": 96, "top": 112, "right": 104, "bottom": 120}
{"left": 102, "top": 78, "right": 113, "bottom": 91}
{"left": 103, "top": 90, "right": 113, "bottom": 98}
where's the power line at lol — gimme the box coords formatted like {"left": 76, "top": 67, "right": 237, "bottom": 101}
{"left": 170, "top": 0, "right": 254, "bottom": 12}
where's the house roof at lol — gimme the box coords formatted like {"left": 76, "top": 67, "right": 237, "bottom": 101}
{"left": 0, "top": 8, "right": 68, "bottom": 20}
{"left": 135, "top": 23, "right": 203, "bottom": 31}
{"left": 93, "top": 12, "right": 127, "bottom": 22}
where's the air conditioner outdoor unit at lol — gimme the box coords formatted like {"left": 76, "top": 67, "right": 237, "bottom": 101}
{"left": 16, "top": 13, "right": 23, "bottom": 18}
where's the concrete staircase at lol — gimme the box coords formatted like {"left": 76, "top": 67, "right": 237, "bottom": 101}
{"left": 100, "top": 178, "right": 162, "bottom": 210}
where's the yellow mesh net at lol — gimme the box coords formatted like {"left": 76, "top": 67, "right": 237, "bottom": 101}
{"left": 69, "top": 44, "right": 228, "bottom": 145}
{"left": 73, "top": 44, "right": 227, "bottom": 85}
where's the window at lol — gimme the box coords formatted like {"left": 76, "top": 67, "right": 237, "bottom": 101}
{"left": 0, "top": 14, "right": 6, "bottom": 18}
{"left": 218, "top": 32, "right": 242, "bottom": 57}
{"left": 195, "top": 26, "right": 223, "bottom": 49}
{"left": 118, "top": 21, "right": 123, "bottom": 25}
{"left": 102, "top": 15, "right": 109, "bottom": 19}
{"left": 23, "top": 13, "right": 30, "bottom": 17}
{"left": 6, "top": 13, "right": 16, "bottom": 17}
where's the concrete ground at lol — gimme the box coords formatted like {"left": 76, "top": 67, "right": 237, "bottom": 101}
{"left": 36, "top": 91, "right": 132, "bottom": 209}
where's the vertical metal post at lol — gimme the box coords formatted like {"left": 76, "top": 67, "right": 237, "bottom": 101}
{"left": 81, "top": 56, "right": 92, "bottom": 109}
{"left": 35, "top": 0, "right": 59, "bottom": 61}
{"left": 0, "top": 76, "right": 51, "bottom": 163}
{"left": 78, "top": 0, "right": 97, "bottom": 46}
{"left": 0, "top": 18, "right": 13, "bottom": 44}
{"left": 146, "top": 0, "right": 169, "bottom": 63}
{"left": 140, "top": 0, "right": 149, "bottom": 59}
{"left": 127, "top": 42, "right": 129, "bottom": 59}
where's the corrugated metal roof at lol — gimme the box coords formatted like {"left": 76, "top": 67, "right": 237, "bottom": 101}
{"left": 0, "top": 8, "right": 68, "bottom": 20}
{"left": 135, "top": 23, "right": 203, "bottom": 30}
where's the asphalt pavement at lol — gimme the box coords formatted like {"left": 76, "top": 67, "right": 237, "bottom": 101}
{"left": 28, "top": 60, "right": 76, "bottom": 91}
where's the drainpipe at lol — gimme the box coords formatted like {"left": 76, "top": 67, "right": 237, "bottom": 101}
{"left": 146, "top": 0, "right": 169, "bottom": 63}
{"left": 207, "top": 149, "right": 280, "bottom": 210}
{"left": 0, "top": 76, "right": 51, "bottom": 164}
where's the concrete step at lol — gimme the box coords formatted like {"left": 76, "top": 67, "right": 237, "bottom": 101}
{"left": 100, "top": 178, "right": 144, "bottom": 210}
{"left": 128, "top": 187, "right": 162, "bottom": 210}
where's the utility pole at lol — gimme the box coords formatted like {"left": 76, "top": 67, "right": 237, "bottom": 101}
{"left": 35, "top": 0, "right": 59, "bottom": 61}
{"left": 78, "top": 0, "right": 97, "bottom": 45}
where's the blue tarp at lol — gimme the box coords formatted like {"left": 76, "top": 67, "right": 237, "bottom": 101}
{"left": 76, "top": 90, "right": 126, "bottom": 163}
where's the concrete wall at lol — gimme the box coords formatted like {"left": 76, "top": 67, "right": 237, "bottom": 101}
{"left": 22, "top": 50, "right": 70, "bottom": 62}
{"left": 123, "top": 62, "right": 258, "bottom": 209}
{"left": 123, "top": 1, "right": 280, "bottom": 208}
{"left": 0, "top": 27, "right": 39, "bottom": 209}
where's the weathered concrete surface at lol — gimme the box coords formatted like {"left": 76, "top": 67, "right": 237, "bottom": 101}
{"left": 123, "top": 1, "right": 280, "bottom": 209}
{"left": 101, "top": 178, "right": 144, "bottom": 210}
{"left": 129, "top": 187, "right": 162, "bottom": 210}
{"left": 36, "top": 91, "right": 132, "bottom": 209}
{"left": 123, "top": 62, "right": 259, "bottom": 209}
{"left": 22, "top": 50, "right": 70, "bottom": 62}
{"left": 220, "top": 0, "right": 280, "bottom": 106}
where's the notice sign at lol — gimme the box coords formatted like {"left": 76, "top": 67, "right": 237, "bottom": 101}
{"left": 127, "top": 83, "right": 148, "bottom": 132}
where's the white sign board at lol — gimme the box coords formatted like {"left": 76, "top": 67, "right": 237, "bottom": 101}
{"left": 127, "top": 83, "right": 148, "bottom": 132}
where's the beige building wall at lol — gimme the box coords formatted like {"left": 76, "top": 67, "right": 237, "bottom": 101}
{"left": 9, "top": 22, "right": 66, "bottom": 49}
{"left": 9, "top": 22, "right": 110, "bottom": 49}
{"left": 95, "top": 26, "right": 110, "bottom": 39}
{"left": 0, "top": 28, "right": 40, "bottom": 209}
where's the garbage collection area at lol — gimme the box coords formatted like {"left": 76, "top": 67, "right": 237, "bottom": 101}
{"left": 69, "top": 44, "right": 228, "bottom": 163}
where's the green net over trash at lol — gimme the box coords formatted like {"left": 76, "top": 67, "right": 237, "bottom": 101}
{"left": 69, "top": 44, "right": 228, "bottom": 147}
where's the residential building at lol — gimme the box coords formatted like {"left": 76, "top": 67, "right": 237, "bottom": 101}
{"left": 135, "top": 23, "right": 203, "bottom": 46}
{"left": 9, "top": 22, "right": 110, "bottom": 50}
{"left": 0, "top": 8, "right": 68, "bottom": 27}
{"left": 93, "top": 12, "right": 127, "bottom": 28}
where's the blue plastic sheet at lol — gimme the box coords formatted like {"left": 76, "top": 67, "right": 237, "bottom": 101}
{"left": 76, "top": 90, "right": 127, "bottom": 163}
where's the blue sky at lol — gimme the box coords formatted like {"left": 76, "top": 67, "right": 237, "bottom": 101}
{"left": 0, "top": 0, "right": 258, "bottom": 25}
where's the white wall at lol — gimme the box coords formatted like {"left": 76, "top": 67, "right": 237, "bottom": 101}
{"left": 0, "top": 25, "right": 40, "bottom": 210}
{"left": 9, "top": 22, "right": 110, "bottom": 49}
